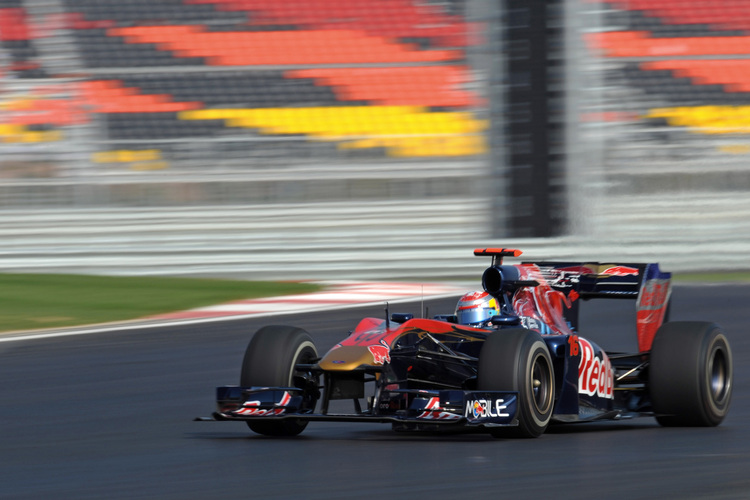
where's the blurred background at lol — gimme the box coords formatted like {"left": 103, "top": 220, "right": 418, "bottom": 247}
{"left": 1, "top": 0, "right": 749, "bottom": 281}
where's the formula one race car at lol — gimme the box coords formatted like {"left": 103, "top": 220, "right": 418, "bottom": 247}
{"left": 198, "top": 248, "right": 733, "bottom": 438}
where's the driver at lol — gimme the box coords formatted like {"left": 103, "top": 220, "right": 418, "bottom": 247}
{"left": 455, "top": 291, "right": 500, "bottom": 327}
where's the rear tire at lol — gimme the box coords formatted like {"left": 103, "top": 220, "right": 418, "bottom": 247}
{"left": 649, "top": 321, "right": 732, "bottom": 427}
{"left": 240, "top": 325, "right": 319, "bottom": 436}
{"left": 478, "top": 329, "right": 555, "bottom": 438}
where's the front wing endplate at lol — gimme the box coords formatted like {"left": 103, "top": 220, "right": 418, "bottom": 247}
{"left": 200, "top": 386, "right": 519, "bottom": 428}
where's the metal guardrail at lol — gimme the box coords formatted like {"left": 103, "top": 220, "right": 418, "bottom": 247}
{"left": 2, "top": 193, "right": 749, "bottom": 281}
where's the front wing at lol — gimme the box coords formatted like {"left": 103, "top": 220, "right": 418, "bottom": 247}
{"left": 199, "top": 386, "right": 519, "bottom": 428}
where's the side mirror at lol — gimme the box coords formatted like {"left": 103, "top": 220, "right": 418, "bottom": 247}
{"left": 490, "top": 315, "right": 521, "bottom": 326}
{"left": 391, "top": 313, "right": 414, "bottom": 323}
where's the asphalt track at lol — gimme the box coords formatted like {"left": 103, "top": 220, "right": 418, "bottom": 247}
{"left": 1, "top": 284, "right": 748, "bottom": 499}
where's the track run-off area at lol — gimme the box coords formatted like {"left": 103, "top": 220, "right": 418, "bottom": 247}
{"left": 1, "top": 283, "right": 748, "bottom": 499}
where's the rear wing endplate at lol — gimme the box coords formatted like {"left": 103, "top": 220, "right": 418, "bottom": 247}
{"left": 524, "top": 261, "right": 672, "bottom": 352}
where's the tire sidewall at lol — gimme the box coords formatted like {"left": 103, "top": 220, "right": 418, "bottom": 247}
{"left": 522, "top": 337, "right": 555, "bottom": 431}
{"left": 241, "top": 325, "right": 318, "bottom": 387}
{"left": 240, "top": 325, "right": 319, "bottom": 436}
{"left": 650, "top": 321, "right": 733, "bottom": 426}
{"left": 700, "top": 331, "right": 732, "bottom": 423}
{"left": 478, "top": 329, "right": 554, "bottom": 437}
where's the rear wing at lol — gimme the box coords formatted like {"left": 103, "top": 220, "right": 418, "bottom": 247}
{"left": 525, "top": 261, "right": 672, "bottom": 352}
{"left": 473, "top": 249, "right": 671, "bottom": 352}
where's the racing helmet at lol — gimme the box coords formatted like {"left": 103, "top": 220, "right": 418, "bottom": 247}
{"left": 455, "top": 291, "right": 500, "bottom": 326}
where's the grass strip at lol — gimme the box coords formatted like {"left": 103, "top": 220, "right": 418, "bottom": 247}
{"left": 672, "top": 272, "right": 750, "bottom": 282}
{"left": 0, "top": 273, "right": 322, "bottom": 332}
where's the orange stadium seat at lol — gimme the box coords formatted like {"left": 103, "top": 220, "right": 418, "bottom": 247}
{"left": 583, "top": 0, "right": 750, "bottom": 140}
{"left": 0, "top": 6, "right": 46, "bottom": 77}
{"left": 588, "top": 31, "right": 750, "bottom": 57}
{"left": 641, "top": 60, "right": 750, "bottom": 92}
{"left": 286, "top": 67, "right": 477, "bottom": 107}
{"left": 0, "top": 7, "right": 31, "bottom": 41}
{"left": 109, "top": 26, "right": 459, "bottom": 65}
{"left": 606, "top": 0, "right": 750, "bottom": 32}
{"left": 183, "top": 0, "right": 470, "bottom": 47}
{"left": 79, "top": 80, "right": 201, "bottom": 113}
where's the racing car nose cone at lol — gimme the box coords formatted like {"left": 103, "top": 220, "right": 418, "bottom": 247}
{"left": 319, "top": 346, "right": 385, "bottom": 371}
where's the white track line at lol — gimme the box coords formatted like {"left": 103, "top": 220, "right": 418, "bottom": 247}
{"left": 0, "top": 282, "right": 466, "bottom": 343}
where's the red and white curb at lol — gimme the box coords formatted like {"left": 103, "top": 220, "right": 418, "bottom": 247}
{"left": 0, "top": 281, "right": 468, "bottom": 343}
{"left": 149, "top": 281, "right": 467, "bottom": 320}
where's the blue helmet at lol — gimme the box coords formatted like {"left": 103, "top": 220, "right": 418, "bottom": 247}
{"left": 455, "top": 291, "right": 500, "bottom": 326}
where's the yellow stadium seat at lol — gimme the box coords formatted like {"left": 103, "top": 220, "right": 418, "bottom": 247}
{"left": 176, "top": 105, "right": 487, "bottom": 157}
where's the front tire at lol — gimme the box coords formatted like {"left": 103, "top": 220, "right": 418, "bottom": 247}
{"left": 478, "top": 329, "right": 555, "bottom": 438}
{"left": 240, "top": 325, "right": 319, "bottom": 436}
{"left": 649, "top": 321, "right": 732, "bottom": 427}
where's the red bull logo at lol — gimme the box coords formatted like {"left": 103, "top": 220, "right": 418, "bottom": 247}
{"left": 416, "top": 397, "right": 461, "bottom": 420}
{"left": 636, "top": 278, "right": 671, "bottom": 351}
{"left": 368, "top": 339, "right": 391, "bottom": 365}
{"left": 639, "top": 279, "right": 670, "bottom": 310}
{"left": 556, "top": 265, "right": 597, "bottom": 275}
{"left": 513, "top": 264, "right": 575, "bottom": 336}
{"left": 578, "top": 339, "right": 614, "bottom": 400}
{"left": 601, "top": 265, "right": 639, "bottom": 277}
{"left": 235, "top": 391, "right": 292, "bottom": 416}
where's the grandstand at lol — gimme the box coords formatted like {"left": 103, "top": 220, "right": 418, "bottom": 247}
{"left": 1, "top": 1, "right": 750, "bottom": 278}
{"left": 1, "top": 0, "right": 483, "bottom": 179}
{"left": 587, "top": 0, "right": 750, "bottom": 154}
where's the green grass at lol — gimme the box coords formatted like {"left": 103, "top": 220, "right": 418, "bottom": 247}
{"left": 0, "top": 274, "right": 322, "bottom": 333}
{"left": 3, "top": 270, "right": 746, "bottom": 334}
{"left": 672, "top": 271, "right": 750, "bottom": 282}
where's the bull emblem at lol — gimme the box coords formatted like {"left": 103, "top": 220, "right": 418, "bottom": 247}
{"left": 368, "top": 339, "right": 391, "bottom": 365}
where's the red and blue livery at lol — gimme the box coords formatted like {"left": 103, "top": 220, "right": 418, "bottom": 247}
{"left": 199, "top": 248, "right": 733, "bottom": 438}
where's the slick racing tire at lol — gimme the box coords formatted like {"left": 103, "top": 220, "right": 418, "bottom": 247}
{"left": 649, "top": 321, "right": 732, "bottom": 427}
{"left": 240, "top": 325, "right": 319, "bottom": 436}
{"left": 478, "top": 329, "right": 555, "bottom": 438}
